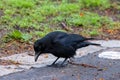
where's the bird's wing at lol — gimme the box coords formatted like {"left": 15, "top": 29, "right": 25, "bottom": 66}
{"left": 53, "top": 35, "right": 75, "bottom": 50}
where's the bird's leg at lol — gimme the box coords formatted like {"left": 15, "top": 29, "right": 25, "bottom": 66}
{"left": 51, "top": 57, "right": 59, "bottom": 65}
{"left": 47, "top": 57, "right": 60, "bottom": 67}
{"left": 60, "top": 58, "right": 68, "bottom": 66}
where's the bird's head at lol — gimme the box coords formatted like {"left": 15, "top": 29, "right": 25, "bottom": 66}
{"left": 34, "top": 40, "right": 45, "bottom": 62}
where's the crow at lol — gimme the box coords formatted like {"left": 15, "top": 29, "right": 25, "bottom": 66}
{"left": 34, "top": 31, "right": 101, "bottom": 66}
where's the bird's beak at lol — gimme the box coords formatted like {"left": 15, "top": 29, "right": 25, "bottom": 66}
{"left": 35, "top": 52, "right": 41, "bottom": 62}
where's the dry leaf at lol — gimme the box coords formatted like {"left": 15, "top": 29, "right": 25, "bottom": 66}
{"left": 80, "top": 13, "right": 84, "bottom": 17}
{"left": 44, "top": 54, "right": 48, "bottom": 58}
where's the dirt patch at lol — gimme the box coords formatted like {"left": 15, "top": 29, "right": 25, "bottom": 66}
{"left": 94, "top": 8, "right": 120, "bottom": 21}
{"left": 100, "top": 28, "right": 120, "bottom": 40}
{"left": 0, "top": 29, "right": 7, "bottom": 38}
{"left": 0, "top": 40, "right": 33, "bottom": 58}
{"left": 0, "top": 10, "right": 4, "bottom": 17}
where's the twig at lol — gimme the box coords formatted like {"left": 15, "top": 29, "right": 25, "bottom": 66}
{"left": 61, "top": 22, "right": 69, "bottom": 31}
{"left": 68, "top": 61, "right": 98, "bottom": 69}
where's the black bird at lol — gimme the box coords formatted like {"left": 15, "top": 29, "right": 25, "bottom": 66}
{"left": 34, "top": 31, "right": 101, "bottom": 66}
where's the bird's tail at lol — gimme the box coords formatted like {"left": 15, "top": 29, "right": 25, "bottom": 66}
{"left": 88, "top": 42, "right": 101, "bottom": 46}
{"left": 77, "top": 41, "right": 101, "bottom": 48}
{"left": 85, "top": 37, "right": 98, "bottom": 40}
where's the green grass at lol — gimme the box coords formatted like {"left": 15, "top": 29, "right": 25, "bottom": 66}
{"left": 0, "top": 0, "right": 119, "bottom": 43}
{"left": 4, "top": 30, "right": 32, "bottom": 42}
{"left": 66, "top": 12, "right": 110, "bottom": 27}
{"left": 79, "top": 0, "right": 110, "bottom": 9}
